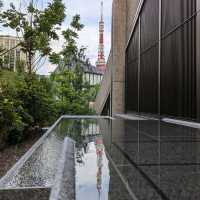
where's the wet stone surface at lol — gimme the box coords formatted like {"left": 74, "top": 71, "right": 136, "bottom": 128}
{"left": 2, "top": 132, "right": 63, "bottom": 188}
{"left": 106, "top": 119, "right": 200, "bottom": 200}
{"left": 1, "top": 117, "right": 200, "bottom": 200}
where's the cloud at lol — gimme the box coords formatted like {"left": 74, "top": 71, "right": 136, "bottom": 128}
{"left": 77, "top": 25, "right": 111, "bottom": 65}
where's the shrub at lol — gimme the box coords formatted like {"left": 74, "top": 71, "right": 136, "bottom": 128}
{"left": 0, "top": 70, "right": 56, "bottom": 147}
{"left": 21, "top": 75, "right": 57, "bottom": 126}
{"left": 0, "top": 98, "right": 25, "bottom": 148}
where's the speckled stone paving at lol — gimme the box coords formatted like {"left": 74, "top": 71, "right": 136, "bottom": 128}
{"left": 104, "top": 119, "right": 200, "bottom": 200}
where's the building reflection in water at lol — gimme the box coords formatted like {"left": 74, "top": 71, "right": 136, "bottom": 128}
{"left": 75, "top": 120, "right": 110, "bottom": 200}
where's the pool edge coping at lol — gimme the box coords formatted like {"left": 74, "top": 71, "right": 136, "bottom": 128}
{"left": 49, "top": 137, "right": 75, "bottom": 200}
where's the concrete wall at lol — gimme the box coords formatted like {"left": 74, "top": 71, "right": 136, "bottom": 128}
{"left": 95, "top": 53, "right": 112, "bottom": 114}
{"left": 126, "top": 0, "right": 140, "bottom": 41}
{"left": 111, "top": 0, "right": 127, "bottom": 115}
{"left": 111, "top": 0, "right": 140, "bottom": 116}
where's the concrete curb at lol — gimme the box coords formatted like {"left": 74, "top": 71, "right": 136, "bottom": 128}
{"left": 49, "top": 137, "right": 75, "bottom": 200}
{"left": 62, "top": 115, "right": 114, "bottom": 119}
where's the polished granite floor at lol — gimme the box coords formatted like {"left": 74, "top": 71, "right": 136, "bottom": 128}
{"left": 103, "top": 119, "right": 200, "bottom": 200}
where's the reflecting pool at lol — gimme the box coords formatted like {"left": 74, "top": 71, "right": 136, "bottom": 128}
{"left": 2, "top": 117, "right": 200, "bottom": 200}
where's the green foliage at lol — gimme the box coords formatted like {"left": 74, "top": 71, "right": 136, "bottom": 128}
{"left": 0, "top": 50, "right": 10, "bottom": 70}
{"left": 0, "top": 1, "right": 100, "bottom": 150}
{"left": 0, "top": 71, "right": 28, "bottom": 147}
{"left": 16, "top": 59, "right": 26, "bottom": 73}
{"left": 0, "top": 98, "right": 24, "bottom": 147}
{"left": 52, "top": 64, "right": 96, "bottom": 115}
{"left": 87, "top": 84, "right": 100, "bottom": 102}
{"left": 49, "top": 14, "right": 84, "bottom": 65}
{"left": 49, "top": 12, "right": 97, "bottom": 115}
{"left": 22, "top": 75, "right": 57, "bottom": 125}
{"left": 0, "top": 70, "right": 56, "bottom": 148}
{"left": 0, "top": 67, "right": 96, "bottom": 148}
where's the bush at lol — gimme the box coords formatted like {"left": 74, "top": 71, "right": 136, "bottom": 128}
{"left": 21, "top": 75, "right": 57, "bottom": 126}
{"left": 0, "top": 67, "right": 99, "bottom": 148}
{"left": 0, "top": 70, "right": 56, "bottom": 147}
{"left": 0, "top": 98, "right": 25, "bottom": 148}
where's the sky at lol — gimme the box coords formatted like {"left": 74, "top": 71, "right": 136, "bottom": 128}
{"left": 1, "top": 0, "right": 112, "bottom": 75}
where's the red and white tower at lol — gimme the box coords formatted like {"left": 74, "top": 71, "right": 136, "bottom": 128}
{"left": 96, "top": 1, "right": 106, "bottom": 74}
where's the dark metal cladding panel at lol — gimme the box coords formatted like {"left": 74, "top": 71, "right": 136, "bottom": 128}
{"left": 125, "top": 0, "right": 197, "bottom": 121}
{"left": 140, "top": 0, "right": 159, "bottom": 52}
{"left": 126, "top": 60, "right": 138, "bottom": 112}
{"left": 161, "top": 19, "right": 196, "bottom": 119}
{"left": 162, "top": 0, "right": 196, "bottom": 35}
{"left": 140, "top": 46, "right": 158, "bottom": 114}
{"left": 127, "top": 23, "right": 139, "bottom": 62}
{"left": 126, "top": 23, "right": 139, "bottom": 113}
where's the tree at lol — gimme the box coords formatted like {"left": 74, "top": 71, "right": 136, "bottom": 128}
{"left": 0, "top": 1, "right": 99, "bottom": 149}
{"left": 52, "top": 65, "right": 94, "bottom": 115}
{"left": 50, "top": 14, "right": 99, "bottom": 115}
{"left": 24, "top": 75, "right": 57, "bottom": 126}
{"left": 49, "top": 14, "right": 84, "bottom": 66}
{"left": 0, "top": 0, "right": 65, "bottom": 74}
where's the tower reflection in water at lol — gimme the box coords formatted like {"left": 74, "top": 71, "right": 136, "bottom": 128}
{"left": 75, "top": 120, "right": 110, "bottom": 200}
{"left": 95, "top": 136, "right": 104, "bottom": 199}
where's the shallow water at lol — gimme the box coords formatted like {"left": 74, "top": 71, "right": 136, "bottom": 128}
{"left": 3, "top": 118, "right": 200, "bottom": 200}
{"left": 2, "top": 119, "right": 107, "bottom": 188}
{"left": 1, "top": 119, "right": 123, "bottom": 200}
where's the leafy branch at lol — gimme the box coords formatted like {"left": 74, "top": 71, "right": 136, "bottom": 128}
{"left": 0, "top": 0, "right": 66, "bottom": 74}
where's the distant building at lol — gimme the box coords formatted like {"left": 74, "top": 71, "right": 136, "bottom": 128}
{"left": 0, "top": 35, "right": 26, "bottom": 71}
{"left": 82, "top": 63, "right": 103, "bottom": 86}
{"left": 54, "top": 60, "right": 103, "bottom": 86}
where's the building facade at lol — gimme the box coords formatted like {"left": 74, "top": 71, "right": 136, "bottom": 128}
{"left": 95, "top": 0, "right": 200, "bottom": 122}
{"left": 54, "top": 60, "right": 103, "bottom": 86}
{"left": 83, "top": 65, "right": 103, "bottom": 86}
{"left": 0, "top": 35, "right": 26, "bottom": 71}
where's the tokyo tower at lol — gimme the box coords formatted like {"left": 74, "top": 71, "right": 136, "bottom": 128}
{"left": 96, "top": 1, "right": 106, "bottom": 74}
